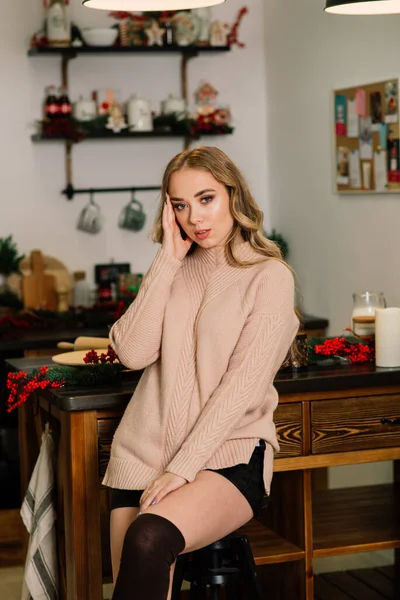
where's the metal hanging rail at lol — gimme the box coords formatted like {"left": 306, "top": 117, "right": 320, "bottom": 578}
{"left": 62, "top": 184, "right": 161, "bottom": 200}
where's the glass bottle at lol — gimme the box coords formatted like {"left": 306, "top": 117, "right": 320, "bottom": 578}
{"left": 58, "top": 85, "right": 72, "bottom": 118}
{"left": 46, "top": 0, "right": 70, "bottom": 47}
{"left": 45, "top": 85, "right": 59, "bottom": 119}
{"left": 73, "top": 271, "right": 91, "bottom": 308}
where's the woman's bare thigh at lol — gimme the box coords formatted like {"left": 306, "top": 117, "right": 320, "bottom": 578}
{"left": 144, "top": 470, "right": 253, "bottom": 553}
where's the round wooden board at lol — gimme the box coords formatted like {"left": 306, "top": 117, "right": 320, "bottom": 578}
{"left": 52, "top": 349, "right": 119, "bottom": 367}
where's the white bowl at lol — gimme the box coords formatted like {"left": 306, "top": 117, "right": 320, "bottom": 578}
{"left": 81, "top": 28, "right": 118, "bottom": 47}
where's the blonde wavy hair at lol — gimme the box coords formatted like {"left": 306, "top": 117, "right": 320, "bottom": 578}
{"left": 151, "top": 146, "right": 283, "bottom": 268}
{"left": 152, "top": 146, "right": 302, "bottom": 359}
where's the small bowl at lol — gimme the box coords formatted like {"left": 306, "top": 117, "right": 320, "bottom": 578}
{"left": 81, "top": 28, "right": 118, "bottom": 47}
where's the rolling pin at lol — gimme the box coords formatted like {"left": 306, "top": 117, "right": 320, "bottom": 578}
{"left": 57, "top": 336, "right": 110, "bottom": 350}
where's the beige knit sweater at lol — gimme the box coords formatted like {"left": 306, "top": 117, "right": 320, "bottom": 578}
{"left": 103, "top": 241, "right": 299, "bottom": 494}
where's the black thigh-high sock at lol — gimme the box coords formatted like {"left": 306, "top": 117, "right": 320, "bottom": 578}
{"left": 112, "top": 513, "right": 186, "bottom": 600}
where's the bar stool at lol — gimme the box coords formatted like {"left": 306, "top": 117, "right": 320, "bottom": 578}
{"left": 171, "top": 534, "right": 264, "bottom": 599}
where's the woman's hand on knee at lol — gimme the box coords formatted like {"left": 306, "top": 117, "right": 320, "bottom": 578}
{"left": 140, "top": 472, "right": 187, "bottom": 511}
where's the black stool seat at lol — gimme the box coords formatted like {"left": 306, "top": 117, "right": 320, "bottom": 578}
{"left": 172, "top": 533, "right": 264, "bottom": 599}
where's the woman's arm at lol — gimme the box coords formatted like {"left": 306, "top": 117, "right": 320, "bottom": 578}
{"left": 109, "top": 249, "right": 182, "bottom": 370}
{"left": 166, "top": 262, "right": 299, "bottom": 482}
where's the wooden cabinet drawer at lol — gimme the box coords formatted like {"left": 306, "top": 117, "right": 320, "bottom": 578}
{"left": 98, "top": 403, "right": 304, "bottom": 477}
{"left": 275, "top": 403, "right": 303, "bottom": 458}
{"left": 312, "top": 394, "right": 400, "bottom": 454}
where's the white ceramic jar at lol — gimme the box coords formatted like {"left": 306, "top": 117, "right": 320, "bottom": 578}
{"left": 73, "top": 97, "right": 97, "bottom": 122}
{"left": 161, "top": 94, "right": 186, "bottom": 115}
{"left": 127, "top": 95, "right": 153, "bottom": 132}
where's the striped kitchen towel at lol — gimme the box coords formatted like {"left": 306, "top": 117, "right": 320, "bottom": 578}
{"left": 21, "top": 422, "right": 59, "bottom": 600}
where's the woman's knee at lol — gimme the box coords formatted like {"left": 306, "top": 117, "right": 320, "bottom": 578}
{"left": 122, "top": 513, "right": 186, "bottom": 567}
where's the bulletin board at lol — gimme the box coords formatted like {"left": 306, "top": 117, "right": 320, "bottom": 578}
{"left": 334, "top": 78, "right": 400, "bottom": 194}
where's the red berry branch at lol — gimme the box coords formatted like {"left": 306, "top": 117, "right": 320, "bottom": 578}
{"left": 227, "top": 7, "right": 249, "bottom": 48}
{"left": 314, "top": 330, "right": 375, "bottom": 364}
{"left": 5, "top": 366, "right": 65, "bottom": 413}
{"left": 83, "top": 345, "right": 119, "bottom": 365}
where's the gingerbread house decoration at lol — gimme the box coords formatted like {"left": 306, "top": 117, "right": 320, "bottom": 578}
{"left": 195, "top": 82, "right": 219, "bottom": 106}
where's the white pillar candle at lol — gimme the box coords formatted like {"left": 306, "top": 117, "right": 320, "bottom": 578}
{"left": 375, "top": 307, "right": 400, "bottom": 367}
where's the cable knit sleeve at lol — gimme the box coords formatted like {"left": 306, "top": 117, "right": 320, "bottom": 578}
{"left": 109, "top": 248, "right": 182, "bottom": 371}
{"left": 166, "top": 262, "right": 299, "bottom": 482}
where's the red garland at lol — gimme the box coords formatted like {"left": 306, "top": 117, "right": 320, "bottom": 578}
{"left": 314, "top": 332, "right": 375, "bottom": 364}
{"left": 5, "top": 366, "right": 65, "bottom": 413}
{"left": 83, "top": 345, "right": 119, "bottom": 365}
{"left": 0, "top": 315, "right": 30, "bottom": 329}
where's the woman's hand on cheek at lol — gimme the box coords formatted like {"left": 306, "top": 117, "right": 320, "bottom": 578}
{"left": 162, "top": 194, "right": 193, "bottom": 261}
{"left": 139, "top": 472, "right": 188, "bottom": 512}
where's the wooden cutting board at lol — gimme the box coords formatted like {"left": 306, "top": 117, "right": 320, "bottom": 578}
{"left": 52, "top": 349, "right": 120, "bottom": 367}
{"left": 22, "top": 250, "right": 57, "bottom": 311}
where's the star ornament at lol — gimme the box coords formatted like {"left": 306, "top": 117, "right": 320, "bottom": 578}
{"left": 145, "top": 20, "right": 165, "bottom": 47}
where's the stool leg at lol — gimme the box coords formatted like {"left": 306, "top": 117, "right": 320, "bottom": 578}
{"left": 190, "top": 580, "right": 207, "bottom": 600}
{"left": 234, "top": 536, "right": 264, "bottom": 600}
{"left": 171, "top": 555, "right": 187, "bottom": 600}
{"left": 210, "top": 584, "right": 220, "bottom": 600}
{"left": 225, "top": 584, "right": 240, "bottom": 600}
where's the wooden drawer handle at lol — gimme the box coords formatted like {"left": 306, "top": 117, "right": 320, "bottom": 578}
{"left": 381, "top": 417, "right": 400, "bottom": 425}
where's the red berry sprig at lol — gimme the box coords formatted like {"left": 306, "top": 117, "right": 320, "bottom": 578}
{"left": 6, "top": 366, "right": 65, "bottom": 413}
{"left": 314, "top": 335, "right": 375, "bottom": 364}
{"left": 83, "top": 345, "right": 119, "bottom": 365}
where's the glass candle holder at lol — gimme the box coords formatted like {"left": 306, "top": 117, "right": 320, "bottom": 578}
{"left": 351, "top": 291, "right": 386, "bottom": 337}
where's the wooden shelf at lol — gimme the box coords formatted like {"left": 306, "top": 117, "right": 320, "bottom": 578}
{"left": 313, "top": 484, "right": 400, "bottom": 558}
{"left": 315, "top": 566, "right": 395, "bottom": 600}
{"left": 28, "top": 44, "right": 230, "bottom": 57}
{"left": 237, "top": 519, "right": 305, "bottom": 565}
{"left": 31, "top": 130, "right": 232, "bottom": 142}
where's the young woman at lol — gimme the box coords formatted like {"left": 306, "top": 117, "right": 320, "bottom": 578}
{"left": 104, "top": 146, "right": 299, "bottom": 600}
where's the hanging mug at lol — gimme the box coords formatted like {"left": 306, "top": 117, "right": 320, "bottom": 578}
{"left": 77, "top": 193, "right": 104, "bottom": 234}
{"left": 118, "top": 194, "right": 146, "bottom": 232}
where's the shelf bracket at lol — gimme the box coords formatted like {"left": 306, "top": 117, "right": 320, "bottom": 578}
{"left": 181, "top": 51, "right": 197, "bottom": 151}
{"left": 61, "top": 52, "right": 76, "bottom": 88}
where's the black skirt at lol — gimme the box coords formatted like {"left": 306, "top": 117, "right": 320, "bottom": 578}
{"left": 111, "top": 441, "right": 268, "bottom": 518}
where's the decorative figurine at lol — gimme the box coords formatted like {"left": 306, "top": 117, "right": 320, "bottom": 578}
{"left": 144, "top": 20, "right": 165, "bottom": 46}
{"left": 46, "top": 0, "right": 70, "bottom": 47}
{"left": 106, "top": 103, "right": 128, "bottom": 133}
{"left": 210, "top": 20, "right": 229, "bottom": 47}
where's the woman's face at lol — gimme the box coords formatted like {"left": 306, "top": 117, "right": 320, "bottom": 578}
{"left": 168, "top": 168, "right": 234, "bottom": 248}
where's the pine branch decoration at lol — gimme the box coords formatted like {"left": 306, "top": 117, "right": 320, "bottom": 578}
{"left": 0, "top": 236, "right": 25, "bottom": 277}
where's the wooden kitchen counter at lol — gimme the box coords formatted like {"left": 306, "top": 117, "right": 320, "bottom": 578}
{"left": 8, "top": 358, "right": 400, "bottom": 600}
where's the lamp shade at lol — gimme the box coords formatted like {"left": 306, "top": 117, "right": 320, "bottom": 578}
{"left": 83, "top": 0, "right": 225, "bottom": 9}
{"left": 325, "top": 0, "right": 400, "bottom": 14}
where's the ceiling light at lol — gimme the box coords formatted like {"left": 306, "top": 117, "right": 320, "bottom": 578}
{"left": 325, "top": 0, "right": 400, "bottom": 14}
{"left": 83, "top": 0, "right": 225, "bottom": 10}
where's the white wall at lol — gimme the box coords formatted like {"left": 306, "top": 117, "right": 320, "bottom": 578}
{"left": 0, "top": 0, "right": 268, "bottom": 286}
{"left": 264, "top": 0, "right": 400, "bottom": 334}
{"left": 263, "top": 0, "right": 400, "bottom": 570}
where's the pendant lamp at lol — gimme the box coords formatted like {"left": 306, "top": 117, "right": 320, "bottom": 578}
{"left": 325, "top": 0, "right": 400, "bottom": 14}
{"left": 83, "top": 0, "right": 225, "bottom": 9}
